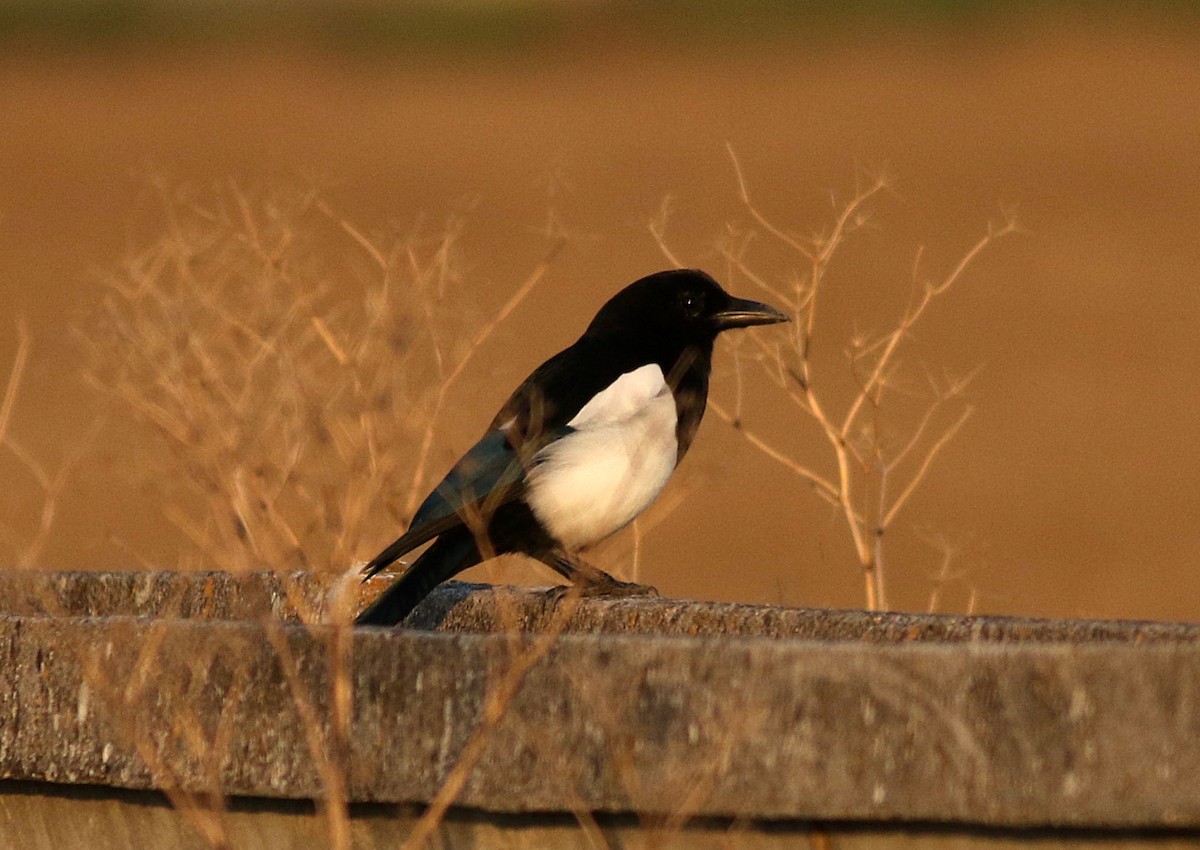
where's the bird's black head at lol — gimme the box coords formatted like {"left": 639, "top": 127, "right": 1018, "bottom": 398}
{"left": 584, "top": 269, "right": 788, "bottom": 343}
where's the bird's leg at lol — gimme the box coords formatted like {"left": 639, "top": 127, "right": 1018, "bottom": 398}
{"left": 540, "top": 550, "right": 659, "bottom": 598}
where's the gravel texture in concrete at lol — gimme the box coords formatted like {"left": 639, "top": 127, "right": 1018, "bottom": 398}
{"left": 1, "top": 571, "right": 1199, "bottom": 828}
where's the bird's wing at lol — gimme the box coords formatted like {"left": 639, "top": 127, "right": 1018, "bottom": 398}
{"left": 360, "top": 428, "right": 554, "bottom": 580}
{"left": 362, "top": 338, "right": 626, "bottom": 581}
{"left": 487, "top": 337, "right": 635, "bottom": 435}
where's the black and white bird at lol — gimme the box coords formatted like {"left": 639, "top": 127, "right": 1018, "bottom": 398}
{"left": 355, "top": 269, "right": 787, "bottom": 626}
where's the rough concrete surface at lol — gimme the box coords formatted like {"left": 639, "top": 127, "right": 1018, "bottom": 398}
{"left": 1, "top": 571, "right": 1200, "bottom": 836}
{"left": 4, "top": 569, "right": 1200, "bottom": 643}
{"left": 4, "top": 783, "right": 1198, "bottom": 850}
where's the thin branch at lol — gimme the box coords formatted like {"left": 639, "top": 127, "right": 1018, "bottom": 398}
{"left": 311, "top": 317, "right": 349, "bottom": 366}
{"left": 726, "top": 144, "right": 808, "bottom": 256}
{"left": 263, "top": 622, "right": 351, "bottom": 850}
{"left": 714, "top": 242, "right": 797, "bottom": 312}
{"left": 401, "top": 589, "right": 583, "bottom": 850}
{"left": 570, "top": 803, "right": 614, "bottom": 850}
{"left": 0, "top": 320, "right": 31, "bottom": 447}
{"left": 315, "top": 200, "right": 388, "bottom": 269}
{"left": 882, "top": 405, "right": 974, "bottom": 528}
{"left": 648, "top": 197, "right": 686, "bottom": 269}
{"left": 884, "top": 395, "right": 944, "bottom": 472}
{"left": 812, "top": 175, "right": 888, "bottom": 268}
{"left": 709, "top": 401, "right": 840, "bottom": 504}
{"left": 404, "top": 237, "right": 565, "bottom": 518}
{"left": 11, "top": 416, "right": 103, "bottom": 569}
{"left": 841, "top": 220, "right": 1013, "bottom": 438}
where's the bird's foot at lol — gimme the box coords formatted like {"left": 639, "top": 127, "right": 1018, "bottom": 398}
{"left": 588, "top": 577, "right": 659, "bottom": 598}
{"left": 544, "top": 578, "right": 659, "bottom": 601}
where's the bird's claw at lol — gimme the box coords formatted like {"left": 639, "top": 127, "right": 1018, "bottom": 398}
{"left": 543, "top": 579, "right": 659, "bottom": 603}
{"left": 587, "top": 579, "right": 659, "bottom": 598}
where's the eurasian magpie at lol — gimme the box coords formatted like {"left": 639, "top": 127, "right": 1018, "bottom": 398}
{"left": 355, "top": 268, "right": 787, "bottom": 626}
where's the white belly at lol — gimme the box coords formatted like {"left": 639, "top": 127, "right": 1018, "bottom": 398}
{"left": 525, "top": 364, "right": 678, "bottom": 550}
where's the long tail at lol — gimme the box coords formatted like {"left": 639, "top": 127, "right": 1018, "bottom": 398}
{"left": 355, "top": 529, "right": 482, "bottom": 626}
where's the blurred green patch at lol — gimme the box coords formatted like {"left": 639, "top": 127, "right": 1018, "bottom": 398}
{"left": 0, "top": 0, "right": 1196, "bottom": 52}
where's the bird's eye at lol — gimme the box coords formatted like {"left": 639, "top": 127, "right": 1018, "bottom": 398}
{"left": 678, "top": 291, "right": 705, "bottom": 318}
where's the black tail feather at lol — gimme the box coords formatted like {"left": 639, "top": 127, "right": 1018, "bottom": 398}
{"left": 355, "top": 530, "right": 482, "bottom": 627}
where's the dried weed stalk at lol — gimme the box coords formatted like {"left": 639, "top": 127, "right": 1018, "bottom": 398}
{"left": 653, "top": 149, "right": 1014, "bottom": 610}
{"left": 84, "top": 181, "right": 534, "bottom": 575}
{"left": 82, "top": 183, "right": 579, "bottom": 848}
{"left": 400, "top": 582, "right": 585, "bottom": 850}
{"left": 559, "top": 648, "right": 771, "bottom": 850}
{"left": 0, "top": 321, "right": 28, "bottom": 448}
{"left": 2, "top": 319, "right": 243, "bottom": 842}
{"left": 0, "top": 322, "right": 97, "bottom": 567}
{"left": 80, "top": 612, "right": 254, "bottom": 850}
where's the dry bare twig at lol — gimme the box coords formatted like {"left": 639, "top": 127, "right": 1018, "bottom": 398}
{"left": 0, "top": 320, "right": 30, "bottom": 447}
{"left": 263, "top": 618, "right": 352, "bottom": 850}
{"left": 400, "top": 585, "right": 586, "bottom": 850}
{"left": 1, "top": 322, "right": 104, "bottom": 568}
{"left": 85, "top": 183, "right": 578, "bottom": 848}
{"left": 653, "top": 150, "right": 1014, "bottom": 610}
{"left": 81, "top": 615, "right": 252, "bottom": 850}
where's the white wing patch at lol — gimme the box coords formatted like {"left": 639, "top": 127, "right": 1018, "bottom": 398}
{"left": 526, "top": 364, "right": 678, "bottom": 550}
{"left": 566, "top": 363, "right": 671, "bottom": 429}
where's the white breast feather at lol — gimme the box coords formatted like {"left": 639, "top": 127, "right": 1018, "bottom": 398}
{"left": 526, "top": 364, "right": 678, "bottom": 550}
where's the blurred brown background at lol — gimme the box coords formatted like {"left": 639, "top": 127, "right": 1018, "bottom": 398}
{"left": 1, "top": 3, "right": 1198, "bottom": 621}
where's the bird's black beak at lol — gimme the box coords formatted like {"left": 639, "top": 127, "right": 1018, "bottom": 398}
{"left": 711, "top": 296, "right": 790, "bottom": 331}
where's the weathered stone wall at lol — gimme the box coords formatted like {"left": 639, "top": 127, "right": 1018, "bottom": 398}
{"left": 1, "top": 570, "right": 1199, "bottom": 834}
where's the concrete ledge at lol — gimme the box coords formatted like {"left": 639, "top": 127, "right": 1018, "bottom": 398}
{"left": 5, "top": 781, "right": 1195, "bottom": 850}
{"left": 4, "top": 569, "right": 1200, "bottom": 643}
{"left": 1, "top": 571, "right": 1199, "bottom": 830}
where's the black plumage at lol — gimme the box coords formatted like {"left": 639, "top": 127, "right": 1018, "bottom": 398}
{"left": 356, "top": 268, "right": 787, "bottom": 626}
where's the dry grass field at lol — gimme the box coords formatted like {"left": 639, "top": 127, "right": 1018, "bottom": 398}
{"left": 2, "top": 9, "right": 1200, "bottom": 620}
